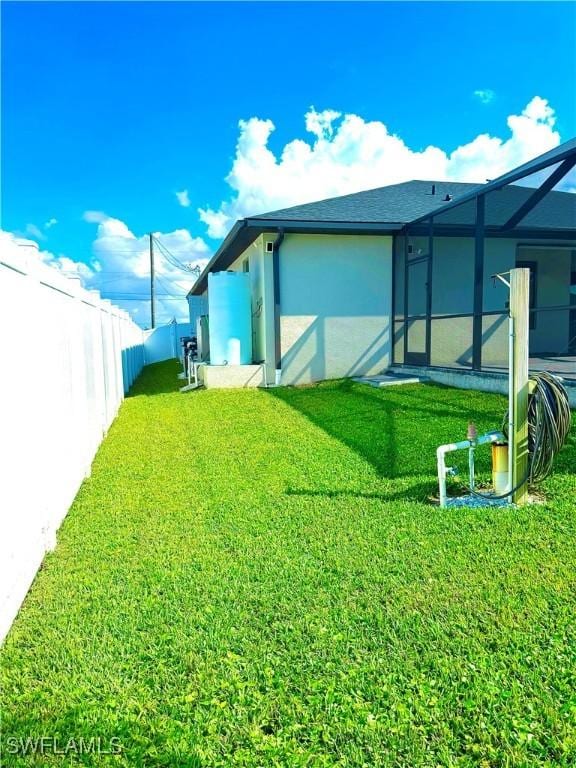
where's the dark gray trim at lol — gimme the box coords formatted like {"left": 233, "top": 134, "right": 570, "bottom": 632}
{"left": 272, "top": 229, "right": 285, "bottom": 371}
{"left": 430, "top": 310, "right": 506, "bottom": 320}
{"left": 245, "top": 217, "right": 404, "bottom": 232}
{"left": 408, "top": 306, "right": 574, "bottom": 321}
{"left": 425, "top": 218, "right": 433, "bottom": 365}
{"left": 404, "top": 230, "right": 431, "bottom": 366}
{"left": 405, "top": 254, "right": 429, "bottom": 265}
{"left": 409, "top": 138, "right": 576, "bottom": 226}
{"left": 528, "top": 303, "right": 573, "bottom": 314}
{"left": 403, "top": 230, "right": 409, "bottom": 365}
{"left": 390, "top": 235, "right": 396, "bottom": 345}
{"left": 403, "top": 224, "right": 576, "bottom": 239}
{"left": 472, "top": 194, "right": 485, "bottom": 370}
{"left": 502, "top": 156, "right": 576, "bottom": 230}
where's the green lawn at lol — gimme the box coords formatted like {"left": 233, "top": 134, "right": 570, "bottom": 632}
{"left": 1, "top": 361, "right": 575, "bottom": 767}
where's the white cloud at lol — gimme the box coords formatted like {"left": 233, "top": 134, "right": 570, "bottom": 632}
{"left": 0, "top": 231, "right": 91, "bottom": 279}
{"left": 175, "top": 189, "right": 191, "bottom": 207}
{"left": 82, "top": 215, "right": 211, "bottom": 326}
{"left": 0, "top": 217, "right": 211, "bottom": 328}
{"left": 24, "top": 223, "right": 47, "bottom": 241}
{"left": 199, "top": 96, "right": 561, "bottom": 238}
{"left": 474, "top": 89, "right": 495, "bottom": 104}
{"left": 21, "top": 219, "right": 58, "bottom": 242}
{"left": 306, "top": 108, "right": 342, "bottom": 139}
{"left": 82, "top": 210, "right": 108, "bottom": 224}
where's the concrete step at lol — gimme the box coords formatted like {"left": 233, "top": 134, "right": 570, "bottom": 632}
{"left": 389, "top": 364, "right": 576, "bottom": 407}
{"left": 352, "top": 372, "right": 429, "bottom": 389}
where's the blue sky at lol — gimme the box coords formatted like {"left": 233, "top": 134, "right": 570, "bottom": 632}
{"left": 2, "top": 1, "right": 575, "bottom": 325}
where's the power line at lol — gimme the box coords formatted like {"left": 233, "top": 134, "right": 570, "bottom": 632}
{"left": 152, "top": 236, "right": 187, "bottom": 270}
{"left": 152, "top": 235, "right": 202, "bottom": 275}
{"left": 156, "top": 274, "right": 184, "bottom": 294}
{"left": 102, "top": 296, "right": 185, "bottom": 301}
{"left": 97, "top": 287, "right": 186, "bottom": 298}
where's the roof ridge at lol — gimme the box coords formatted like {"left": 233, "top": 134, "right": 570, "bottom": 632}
{"left": 251, "top": 180, "right": 482, "bottom": 220}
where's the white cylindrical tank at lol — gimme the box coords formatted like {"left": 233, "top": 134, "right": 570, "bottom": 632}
{"left": 208, "top": 272, "right": 252, "bottom": 365}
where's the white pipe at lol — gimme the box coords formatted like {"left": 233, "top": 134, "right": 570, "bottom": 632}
{"left": 274, "top": 368, "right": 282, "bottom": 386}
{"left": 436, "top": 431, "right": 504, "bottom": 507}
{"left": 468, "top": 446, "right": 475, "bottom": 491}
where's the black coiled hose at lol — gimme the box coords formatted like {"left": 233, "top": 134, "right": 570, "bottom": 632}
{"left": 465, "top": 372, "right": 572, "bottom": 501}
{"left": 503, "top": 371, "right": 572, "bottom": 485}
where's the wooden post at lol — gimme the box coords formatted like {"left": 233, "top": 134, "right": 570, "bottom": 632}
{"left": 510, "top": 268, "right": 530, "bottom": 504}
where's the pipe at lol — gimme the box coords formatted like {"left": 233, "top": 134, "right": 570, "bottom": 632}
{"left": 271, "top": 229, "right": 285, "bottom": 383}
{"left": 468, "top": 444, "right": 476, "bottom": 491}
{"left": 467, "top": 422, "right": 477, "bottom": 491}
{"left": 436, "top": 431, "right": 504, "bottom": 508}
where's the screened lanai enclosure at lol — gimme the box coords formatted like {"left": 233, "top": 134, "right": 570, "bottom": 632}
{"left": 392, "top": 140, "right": 576, "bottom": 380}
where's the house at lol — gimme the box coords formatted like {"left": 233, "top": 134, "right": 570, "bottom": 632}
{"left": 188, "top": 139, "right": 576, "bottom": 389}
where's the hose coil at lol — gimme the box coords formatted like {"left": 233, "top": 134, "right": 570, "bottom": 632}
{"left": 503, "top": 371, "right": 572, "bottom": 484}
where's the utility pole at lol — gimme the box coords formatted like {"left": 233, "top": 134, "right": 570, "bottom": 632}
{"left": 149, "top": 233, "right": 155, "bottom": 329}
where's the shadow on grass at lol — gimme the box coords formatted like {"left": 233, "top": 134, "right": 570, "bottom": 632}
{"left": 126, "top": 360, "right": 183, "bottom": 397}
{"left": 268, "top": 378, "right": 505, "bottom": 483}
{"left": 270, "top": 378, "right": 575, "bottom": 502}
{"left": 285, "top": 479, "right": 438, "bottom": 504}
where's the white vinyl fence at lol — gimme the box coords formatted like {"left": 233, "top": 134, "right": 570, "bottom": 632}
{"left": 144, "top": 321, "right": 191, "bottom": 365}
{"left": 0, "top": 242, "right": 145, "bottom": 642}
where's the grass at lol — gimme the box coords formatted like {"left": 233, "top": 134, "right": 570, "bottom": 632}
{"left": 1, "top": 360, "right": 575, "bottom": 767}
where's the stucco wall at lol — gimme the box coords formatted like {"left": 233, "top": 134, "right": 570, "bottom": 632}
{"left": 278, "top": 234, "right": 392, "bottom": 385}
{"left": 227, "top": 235, "right": 276, "bottom": 376}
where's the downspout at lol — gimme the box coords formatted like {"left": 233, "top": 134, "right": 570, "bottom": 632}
{"left": 272, "top": 229, "right": 285, "bottom": 385}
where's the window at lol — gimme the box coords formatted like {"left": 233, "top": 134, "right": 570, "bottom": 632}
{"left": 243, "top": 259, "right": 249, "bottom": 273}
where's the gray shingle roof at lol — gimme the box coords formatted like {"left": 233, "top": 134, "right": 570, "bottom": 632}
{"left": 427, "top": 183, "right": 576, "bottom": 229}
{"left": 251, "top": 179, "right": 576, "bottom": 230}
{"left": 251, "top": 181, "right": 482, "bottom": 224}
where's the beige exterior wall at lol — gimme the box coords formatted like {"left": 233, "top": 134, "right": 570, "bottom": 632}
{"left": 278, "top": 234, "right": 392, "bottom": 385}
{"left": 226, "top": 235, "right": 275, "bottom": 382}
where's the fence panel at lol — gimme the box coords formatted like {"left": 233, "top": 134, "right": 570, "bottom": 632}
{"left": 0, "top": 243, "right": 145, "bottom": 642}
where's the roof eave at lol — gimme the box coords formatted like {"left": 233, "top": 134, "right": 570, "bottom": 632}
{"left": 189, "top": 219, "right": 404, "bottom": 296}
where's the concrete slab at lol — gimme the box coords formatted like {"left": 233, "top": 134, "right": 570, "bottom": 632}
{"left": 198, "top": 364, "right": 266, "bottom": 389}
{"left": 390, "top": 365, "right": 576, "bottom": 408}
{"left": 353, "top": 372, "right": 428, "bottom": 388}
